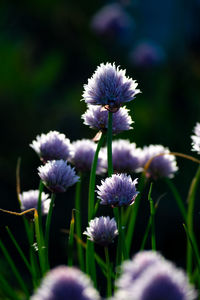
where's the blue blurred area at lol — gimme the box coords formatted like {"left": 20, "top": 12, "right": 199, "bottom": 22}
{"left": 0, "top": 0, "right": 200, "bottom": 276}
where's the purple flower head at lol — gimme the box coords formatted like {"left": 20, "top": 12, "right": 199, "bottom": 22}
{"left": 91, "top": 4, "right": 134, "bottom": 42}
{"left": 82, "top": 63, "right": 140, "bottom": 110}
{"left": 38, "top": 160, "right": 79, "bottom": 193}
{"left": 83, "top": 216, "right": 118, "bottom": 246}
{"left": 141, "top": 145, "right": 178, "bottom": 180}
{"left": 20, "top": 190, "right": 50, "bottom": 215}
{"left": 129, "top": 41, "right": 165, "bottom": 68}
{"left": 101, "top": 140, "right": 142, "bottom": 173}
{"left": 117, "top": 251, "right": 164, "bottom": 290}
{"left": 69, "top": 139, "right": 106, "bottom": 174}
{"left": 82, "top": 105, "right": 133, "bottom": 134}
{"left": 191, "top": 122, "right": 200, "bottom": 154}
{"left": 31, "top": 266, "right": 100, "bottom": 300}
{"left": 97, "top": 174, "right": 139, "bottom": 207}
{"left": 114, "top": 251, "right": 197, "bottom": 300}
{"left": 30, "top": 131, "right": 71, "bottom": 163}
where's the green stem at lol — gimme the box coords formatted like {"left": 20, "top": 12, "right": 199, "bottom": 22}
{"left": 68, "top": 210, "right": 75, "bottom": 266}
{"left": 75, "top": 173, "right": 84, "bottom": 271}
{"left": 165, "top": 178, "right": 187, "bottom": 221}
{"left": 107, "top": 111, "right": 113, "bottom": 176}
{"left": 116, "top": 207, "right": 122, "bottom": 267}
{"left": 105, "top": 246, "right": 112, "bottom": 297}
{"left": 0, "top": 239, "right": 30, "bottom": 298}
{"left": 6, "top": 226, "right": 33, "bottom": 275}
{"left": 88, "top": 133, "right": 105, "bottom": 221}
{"left": 34, "top": 210, "right": 46, "bottom": 275}
{"left": 187, "top": 165, "right": 200, "bottom": 277}
{"left": 148, "top": 183, "right": 156, "bottom": 251}
{"left": 0, "top": 273, "right": 21, "bottom": 300}
{"left": 125, "top": 173, "right": 146, "bottom": 255}
{"left": 45, "top": 193, "right": 56, "bottom": 270}
{"left": 140, "top": 216, "right": 152, "bottom": 250}
{"left": 86, "top": 240, "right": 97, "bottom": 287}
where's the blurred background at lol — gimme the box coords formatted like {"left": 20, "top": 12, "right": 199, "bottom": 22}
{"left": 0, "top": 0, "right": 200, "bottom": 293}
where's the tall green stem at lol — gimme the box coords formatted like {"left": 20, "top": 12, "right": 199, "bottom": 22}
{"left": 88, "top": 133, "right": 105, "bottom": 221}
{"left": 148, "top": 183, "right": 156, "bottom": 250}
{"left": 86, "top": 133, "right": 105, "bottom": 287}
{"left": 105, "top": 246, "right": 112, "bottom": 297}
{"left": 187, "top": 165, "right": 200, "bottom": 277}
{"left": 126, "top": 173, "right": 146, "bottom": 255}
{"left": 107, "top": 111, "right": 113, "bottom": 176}
{"left": 165, "top": 178, "right": 187, "bottom": 221}
{"left": 45, "top": 193, "right": 56, "bottom": 270}
{"left": 75, "top": 173, "right": 84, "bottom": 271}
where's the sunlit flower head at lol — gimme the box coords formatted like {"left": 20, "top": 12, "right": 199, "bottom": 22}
{"left": 69, "top": 139, "right": 106, "bottom": 174}
{"left": 31, "top": 266, "right": 100, "bottom": 300}
{"left": 30, "top": 131, "right": 71, "bottom": 163}
{"left": 83, "top": 216, "right": 118, "bottom": 246}
{"left": 82, "top": 63, "right": 140, "bottom": 110}
{"left": 101, "top": 140, "right": 142, "bottom": 173}
{"left": 141, "top": 145, "right": 178, "bottom": 180}
{"left": 97, "top": 173, "right": 139, "bottom": 207}
{"left": 82, "top": 105, "right": 133, "bottom": 134}
{"left": 114, "top": 251, "right": 196, "bottom": 300}
{"left": 38, "top": 160, "right": 79, "bottom": 193}
{"left": 20, "top": 190, "right": 50, "bottom": 215}
{"left": 191, "top": 122, "right": 200, "bottom": 154}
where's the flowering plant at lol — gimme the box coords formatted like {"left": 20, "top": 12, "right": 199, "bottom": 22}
{"left": 0, "top": 63, "right": 199, "bottom": 300}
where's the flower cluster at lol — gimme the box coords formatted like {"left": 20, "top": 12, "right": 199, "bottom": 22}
{"left": 114, "top": 251, "right": 196, "bottom": 300}
{"left": 82, "top": 62, "right": 140, "bottom": 110}
{"left": 191, "top": 122, "right": 200, "bottom": 154}
{"left": 31, "top": 266, "right": 100, "bottom": 300}
{"left": 82, "top": 105, "right": 133, "bottom": 135}
{"left": 141, "top": 144, "right": 178, "bottom": 180}
{"left": 97, "top": 174, "right": 139, "bottom": 207}
{"left": 83, "top": 216, "right": 118, "bottom": 246}
{"left": 30, "top": 131, "right": 71, "bottom": 163}
{"left": 38, "top": 160, "right": 79, "bottom": 193}
{"left": 20, "top": 190, "right": 50, "bottom": 215}
{"left": 69, "top": 139, "right": 106, "bottom": 174}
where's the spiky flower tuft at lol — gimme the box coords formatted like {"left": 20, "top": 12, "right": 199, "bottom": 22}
{"left": 30, "top": 131, "right": 71, "bottom": 163}
{"left": 82, "top": 105, "right": 133, "bottom": 134}
{"left": 82, "top": 63, "right": 140, "bottom": 110}
{"left": 69, "top": 139, "right": 106, "bottom": 174}
{"left": 114, "top": 251, "right": 197, "bottom": 300}
{"left": 31, "top": 266, "right": 100, "bottom": 300}
{"left": 141, "top": 145, "right": 178, "bottom": 180}
{"left": 83, "top": 216, "right": 118, "bottom": 246}
{"left": 97, "top": 173, "right": 139, "bottom": 207}
{"left": 20, "top": 190, "right": 50, "bottom": 215}
{"left": 38, "top": 160, "right": 79, "bottom": 193}
{"left": 191, "top": 122, "right": 200, "bottom": 154}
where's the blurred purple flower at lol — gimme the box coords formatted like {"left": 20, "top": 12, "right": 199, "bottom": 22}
{"left": 91, "top": 3, "right": 134, "bottom": 42}
{"left": 129, "top": 41, "right": 165, "bottom": 68}
{"left": 20, "top": 190, "right": 50, "bottom": 215}
{"left": 141, "top": 145, "right": 178, "bottom": 180}
{"left": 30, "top": 131, "right": 71, "bottom": 163}
{"left": 38, "top": 160, "right": 79, "bottom": 193}
{"left": 97, "top": 173, "right": 139, "bottom": 207}
{"left": 82, "top": 105, "right": 133, "bottom": 134}
{"left": 114, "top": 251, "right": 196, "bottom": 300}
{"left": 117, "top": 251, "right": 164, "bottom": 289}
{"left": 82, "top": 63, "right": 140, "bottom": 110}
{"left": 83, "top": 216, "right": 118, "bottom": 246}
{"left": 69, "top": 139, "right": 106, "bottom": 174}
{"left": 191, "top": 122, "right": 200, "bottom": 154}
{"left": 101, "top": 139, "right": 142, "bottom": 173}
{"left": 31, "top": 266, "right": 100, "bottom": 300}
